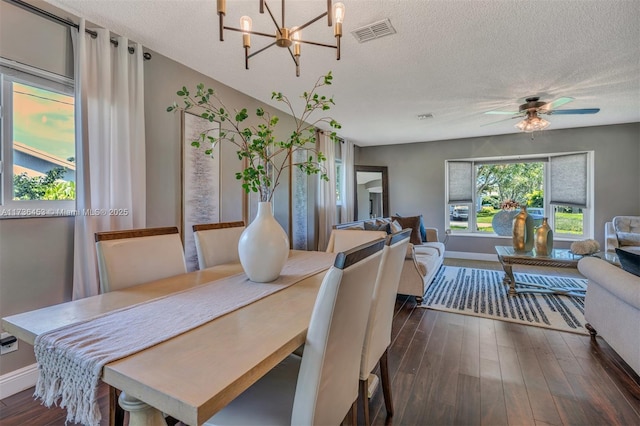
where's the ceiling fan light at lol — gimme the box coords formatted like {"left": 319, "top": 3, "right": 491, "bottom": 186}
{"left": 515, "top": 116, "right": 550, "bottom": 133}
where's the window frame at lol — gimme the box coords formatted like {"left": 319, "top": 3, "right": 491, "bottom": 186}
{"left": 445, "top": 151, "right": 594, "bottom": 240}
{"left": 0, "top": 60, "right": 76, "bottom": 218}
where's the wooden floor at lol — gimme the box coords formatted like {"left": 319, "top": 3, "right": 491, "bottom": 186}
{"left": 2, "top": 261, "right": 639, "bottom": 426}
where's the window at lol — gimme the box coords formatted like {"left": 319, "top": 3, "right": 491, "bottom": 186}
{"left": 1, "top": 62, "right": 75, "bottom": 217}
{"left": 446, "top": 152, "right": 593, "bottom": 240}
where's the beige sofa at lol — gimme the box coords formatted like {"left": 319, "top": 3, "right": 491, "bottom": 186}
{"left": 332, "top": 218, "right": 445, "bottom": 303}
{"left": 578, "top": 256, "right": 640, "bottom": 375}
{"left": 605, "top": 216, "right": 640, "bottom": 255}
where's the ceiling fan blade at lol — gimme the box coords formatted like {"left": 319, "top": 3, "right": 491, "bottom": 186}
{"left": 484, "top": 111, "right": 519, "bottom": 115}
{"left": 539, "top": 96, "right": 574, "bottom": 112}
{"left": 548, "top": 108, "right": 600, "bottom": 115}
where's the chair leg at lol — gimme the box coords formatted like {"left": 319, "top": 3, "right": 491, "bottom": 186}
{"left": 351, "top": 398, "right": 358, "bottom": 426}
{"left": 359, "top": 378, "right": 370, "bottom": 426}
{"left": 380, "top": 348, "right": 394, "bottom": 416}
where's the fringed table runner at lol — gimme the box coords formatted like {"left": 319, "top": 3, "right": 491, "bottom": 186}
{"left": 34, "top": 250, "right": 335, "bottom": 426}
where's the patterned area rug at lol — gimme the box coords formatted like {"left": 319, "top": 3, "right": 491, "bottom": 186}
{"left": 421, "top": 266, "right": 588, "bottom": 334}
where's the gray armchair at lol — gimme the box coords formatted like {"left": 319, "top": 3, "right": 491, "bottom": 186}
{"left": 605, "top": 216, "right": 640, "bottom": 255}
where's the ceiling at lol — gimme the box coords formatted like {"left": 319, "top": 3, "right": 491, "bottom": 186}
{"left": 41, "top": 0, "right": 640, "bottom": 147}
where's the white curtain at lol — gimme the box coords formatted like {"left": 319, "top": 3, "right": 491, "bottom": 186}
{"left": 316, "top": 131, "right": 337, "bottom": 251}
{"left": 72, "top": 21, "right": 146, "bottom": 299}
{"left": 340, "top": 139, "right": 355, "bottom": 223}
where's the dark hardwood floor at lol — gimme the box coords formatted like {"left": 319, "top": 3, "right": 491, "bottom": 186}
{"left": 2, "top": 262, "right": 639, "bottom": 426}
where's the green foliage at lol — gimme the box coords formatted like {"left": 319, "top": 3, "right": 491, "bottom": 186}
{"left": 13, "top": 167, "right": 75, "bottom": 200}
{"left": 476, "top": 163, "right": 543, "bottom": 206}
{"left": 168, "top": 72, "right": 341, "bottom": 202}
{"left": 555, "top": 212, "right": 583, "bottom": 234}
{"left": 476, "top": 206, "right": 495, "bottom": 217}
{"left": 526, "top": 189, "right": 544, "bottom": 208}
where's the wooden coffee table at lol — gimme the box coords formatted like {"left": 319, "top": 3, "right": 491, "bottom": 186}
{"left": 495, "top": 246, "right": 586, "bottom": 297}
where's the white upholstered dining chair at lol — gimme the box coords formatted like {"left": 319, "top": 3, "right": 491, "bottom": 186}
{"left": 95, "top": 226, "right": 187, "bottom": 293}
{"left": 192, "top": 221, "right": 245, "bottom": 270}
{"left": 95, "top": 226, "right": 187, "bottom": 426}
{"left": 359, "top": 229, "right": 411, "bottom": 425}
{"left": 204, "top": 237, "right": 386, "bottom": 426}
{"left": 325, "top": 228, "right": 388, "bottom": 253}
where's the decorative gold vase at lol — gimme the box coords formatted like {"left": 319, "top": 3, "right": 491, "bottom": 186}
{"left": 512, "top": 206, "right": 534, "bottom": 252}
{"left": 535, "top": 217, "right": 553, "bottom": 256}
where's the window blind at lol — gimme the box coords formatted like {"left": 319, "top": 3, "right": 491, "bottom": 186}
{"left": 447, "top": 161, "right": 473, "bottom": 203}
{"left": 549, "top": 152, "right": 588, "bottom": 207}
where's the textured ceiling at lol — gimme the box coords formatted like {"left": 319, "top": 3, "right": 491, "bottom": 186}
{"left": 42, "top": 0, "right": 640, "bottom": 146}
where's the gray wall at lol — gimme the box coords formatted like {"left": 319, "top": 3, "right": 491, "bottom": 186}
{"left": 356, "top": 123, "right": 640, "bottom": 255}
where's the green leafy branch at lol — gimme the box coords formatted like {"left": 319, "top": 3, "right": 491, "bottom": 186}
{"left": 167, "top": 72, "right": 341, "bottom": 202}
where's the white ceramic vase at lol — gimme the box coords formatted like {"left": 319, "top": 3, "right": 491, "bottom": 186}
{"left": 238, "top": 202, "right": 289, "bottom": 282}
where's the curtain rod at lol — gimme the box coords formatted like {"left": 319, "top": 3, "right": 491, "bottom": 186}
{"left": 5, "top": 0, "right": 152, "bottom": 60}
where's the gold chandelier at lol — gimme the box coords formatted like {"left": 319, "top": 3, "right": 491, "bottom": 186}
{"left": 216, "top": 0, "right": 345, "bottom": 76}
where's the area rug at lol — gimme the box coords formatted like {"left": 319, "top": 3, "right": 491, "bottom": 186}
{"left": 420, "top": 266, "right": 588, "bottom": 334}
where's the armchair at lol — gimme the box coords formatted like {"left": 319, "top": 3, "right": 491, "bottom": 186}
{"left": 605, "top": 216, "right": 640, "bottom": 255}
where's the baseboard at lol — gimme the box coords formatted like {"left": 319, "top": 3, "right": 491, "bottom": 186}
{"left": 0, "top": 363, "right": 38, "bottom": 400}
{"left": 445, "top": 251, "right": 499, "bottom": 262}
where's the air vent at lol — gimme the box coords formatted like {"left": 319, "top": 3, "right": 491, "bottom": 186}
{"left": 351, "top": 18, "right": 396, "bottom": 43}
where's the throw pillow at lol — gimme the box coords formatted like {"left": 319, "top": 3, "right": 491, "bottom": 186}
{"left": 364, "top": 221, "right": 391, "bottom": 234}
{"left": 390, "top": 220, "right": 403, "bottom": 233}
{"left": 391, "top": 215, "right": 422, "bottom": 245}
{"left": 396, "top": 212, "right": 427, "bottom": 242}
{"left": 615, "top": 248, "right": 640, "bottom": 277}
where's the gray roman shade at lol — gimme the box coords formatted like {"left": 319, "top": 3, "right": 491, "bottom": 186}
{"left": 549, "top": 152, "right": 588, "bottom": 207}
{"left": 447, "top": 161, "right": 473, "bottom": 203}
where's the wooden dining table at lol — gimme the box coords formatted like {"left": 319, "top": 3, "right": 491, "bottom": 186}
{"left": 1, "top": 251, "right": 332, "bottom": 426}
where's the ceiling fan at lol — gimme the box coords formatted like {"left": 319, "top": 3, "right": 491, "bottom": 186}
{"left": 483, "top": 97, "right": 600, "bottom": 133}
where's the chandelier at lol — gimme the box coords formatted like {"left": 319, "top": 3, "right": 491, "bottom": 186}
{"left": 216, "top": 0, "right": 345, "bottom": 76}
{"left": 515, "top": 110, "right": 550, "bottom": 133}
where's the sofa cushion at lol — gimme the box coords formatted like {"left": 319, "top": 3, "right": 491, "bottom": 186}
{"left": 392, "top": 215, "right": 422, "bottom": 245}
{"left": 414, "top": 247, "right": 441, "bottom": 276}
{"left": 616, "top": 248, "right": 640, "bottom": 277}
{"left": 390, "top": 220, "right": 402, "bottom": 233}
{"left": 364, "top": 221, "right": 391, "bottom": 233}
{"left": 415, "top": 241, "right": 445, "bottom": 258}
{"left": 617, "top": 231, "right": 640, "bottom": 247}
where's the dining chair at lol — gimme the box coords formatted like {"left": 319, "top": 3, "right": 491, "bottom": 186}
{"left": 359, "top": 229, "right": 411, "bottom": 425}
{"left": 204, "top": 237, "right": 386, "bottom": 426}
{"left": 95, "top": 226, "right": 187, "bottom": 426}
{"left": 325, "top": 228, "right": 388, "bottom": 253}
{"left": 95, "top": 226, "right": 187, "bottom": 293}
{"left": 192, "top": 221, "right": 245, "bottom": 270}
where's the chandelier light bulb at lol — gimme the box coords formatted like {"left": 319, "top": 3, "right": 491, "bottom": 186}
{"left": 240, "top": 16, "right": 252, "bottom": 33}
{"left": 333, "top": 2, "right": 345, "bottom": 23}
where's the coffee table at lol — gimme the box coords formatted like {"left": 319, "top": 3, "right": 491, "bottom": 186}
{"left": 495, "top": 246, "right": 586, "bottom": 297}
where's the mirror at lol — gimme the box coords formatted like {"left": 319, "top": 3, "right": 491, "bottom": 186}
{"left": 354, "top": 165, "right": 389, "bottom": 220}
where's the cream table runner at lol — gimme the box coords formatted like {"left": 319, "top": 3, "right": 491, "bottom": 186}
{"left": 34, "top": 250, "right": 335, "bottom": 426}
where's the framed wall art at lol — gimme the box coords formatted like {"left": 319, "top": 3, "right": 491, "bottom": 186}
{"left": 182, "top": 111, "right": 220, "bottom": 271}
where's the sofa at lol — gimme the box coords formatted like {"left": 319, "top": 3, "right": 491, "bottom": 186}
{"left": 332, "top": 217, "right": 445, "bottom": 303}
{"left": 605, "top": 216, "right": 640, "bottom": 255}
{"left": 578, "top": 256, "right": 640, "bottom": 375}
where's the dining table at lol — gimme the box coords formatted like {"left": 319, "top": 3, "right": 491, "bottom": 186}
{"left": 1, "top": 250, "right": 334, "bottom": 426}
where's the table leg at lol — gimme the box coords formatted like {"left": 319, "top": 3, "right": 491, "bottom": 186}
{"left": 119, "top": 391, "right": 167, "bottom": 426}
{"left": 501, "top": 264, "right": 517, "bottom": 295}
